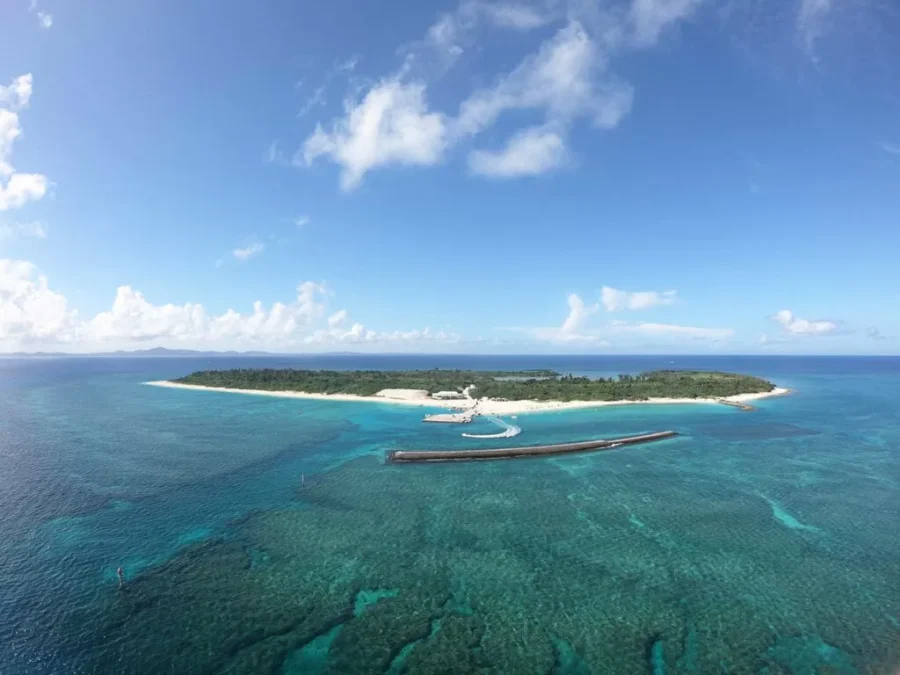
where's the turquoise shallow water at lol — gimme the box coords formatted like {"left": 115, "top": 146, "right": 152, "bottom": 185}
{"left": 0, "top": 355, "right": 898, "bottom": 674}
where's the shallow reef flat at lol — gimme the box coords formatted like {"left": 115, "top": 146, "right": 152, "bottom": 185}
{"left": 72, "top": 451, "right": 899, "bottom": 674}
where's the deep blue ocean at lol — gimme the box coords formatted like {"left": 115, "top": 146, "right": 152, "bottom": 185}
{"left": 0, "top": 355, "right": 897, "bottom": 674}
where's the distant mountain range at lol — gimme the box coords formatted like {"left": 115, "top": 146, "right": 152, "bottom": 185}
{"left": 1, "top": 347, "right": 358, "bottom": 358}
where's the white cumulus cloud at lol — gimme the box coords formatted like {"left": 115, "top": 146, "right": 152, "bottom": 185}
{"left": 560, "top": 293, "right": 599, "bottom": 337}
{"left": 527, "top": 293, "right": 607, "bottom": 344}
{"left": 0, "top": 74, "right": 49, "bottom": 211}
{"left": 327, "top": 309, "right": 348, "bottom": 327}
{"left": 453, "top": 18, "right": 634, "bottom": 178}
{"left": 0, "top": 174, "right": 48, "bottom": 210}
{"left": 300, "top": 80, "right": 448, "bottom": 191}
{"left": 0, "top": 74, "right": 33, "bottom": 109}
{"left": 296, "top": 0, "right": 711, "bottom": 190}
{"left": 0, "top": 260, "right": 462, "bottom": 352}
{"left": 469, "top": 126, "right": 567, "bottom": 177}
{"left": 84, "top": 281, "right": 330, "bottom": 344}
{"left": 772, "top": 309, "right": 838, "bottom": 335}
{"left": 0, "top": 259, "right": 77, "bottom": 344}
{"left": 455, "top": 21, "right": 633, "bottom": 138}
{"left": 0, "top": 110, "right": 23, "bottom": 177}
{"left": 453, "top": 18, "right": 633, "bottom": 173}
{"left": 601, "top": 286, "right": 677, "bottom": 311}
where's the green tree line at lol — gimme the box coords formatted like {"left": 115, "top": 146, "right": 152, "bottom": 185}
{"left": 174, "top": 368, "right": 774, "bottom": 401}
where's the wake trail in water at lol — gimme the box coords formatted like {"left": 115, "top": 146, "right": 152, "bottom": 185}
{"left": 461, "top": 416, "right": 522, "bottom": 439}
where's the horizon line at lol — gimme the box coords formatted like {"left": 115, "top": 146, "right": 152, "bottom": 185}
{"left": 1, "top": 351, "right": 898, "bottom": 358}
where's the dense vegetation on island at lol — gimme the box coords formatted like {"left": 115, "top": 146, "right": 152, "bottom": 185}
{"left": 174, "top": 369, "right": 774, "bottom": 401}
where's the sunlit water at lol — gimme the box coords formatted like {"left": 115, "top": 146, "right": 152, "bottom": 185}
{"left": 0, "top": 355, "right": 897, "bottom": 674}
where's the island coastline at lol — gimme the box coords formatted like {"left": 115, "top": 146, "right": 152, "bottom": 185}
{"left": 145, "top": 380, "right": 791, "bottom": 416}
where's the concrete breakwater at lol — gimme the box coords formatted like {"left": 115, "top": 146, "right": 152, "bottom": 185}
{"left": 387, "top": 431, "right": 677, "bottom": 463}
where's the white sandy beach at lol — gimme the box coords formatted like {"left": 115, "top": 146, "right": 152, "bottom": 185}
{"left": 145, "top": 380, "right": 791, "bottom": 416}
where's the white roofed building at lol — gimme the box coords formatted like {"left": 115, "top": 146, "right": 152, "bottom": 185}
{"left": 432, "top": 390, "right": 465, "bottom": 400}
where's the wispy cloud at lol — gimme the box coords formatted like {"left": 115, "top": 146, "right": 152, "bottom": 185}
{"left": 866, "top": 327, "right": 894, "bottom": 341}
{"left": 481, "top": 3, "right": 549, "bottom": 30}
{"left": 335, "top": 55, "right": 360, "bottom": 72}
{"left": 630, "top": 0, "right": 705, "bottom": 47}
{"left": 0, "top": 220, "right": 47, "bottom": 241}
{"left": 298, "top": 85, "right": 328, "bottom": 118}
{"left": 511, "top": 290, "right": 729, "bottom": 345}
{"left": 293, "top": 55, "right": 362, "bottom": 123}
{"left": 26, "top": 0, "right": 52, "bottom": 29}
{"left": 610, "top": 320, "right": 735, "bottom": 341}
{"left": 264, "top": 141, "right": 285, "bottom": 164}
{"left": 797, "top": 0, "right": 832, "bottom": 59}
{"left": 879, "top": 141, "right": 900, "bottom": 155}
{"left": 294, "top": 216, "right": 310, "bottom": 227}
{"left": 232, "top": 242, "right": 265, "bottom": 261}
{"left": 601, "top": 286, "right": 677, "bottom": 312}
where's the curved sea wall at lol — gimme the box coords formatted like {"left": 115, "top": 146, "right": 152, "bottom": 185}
{"left": 388, "top": 431, "right": 677, "bottom": 463}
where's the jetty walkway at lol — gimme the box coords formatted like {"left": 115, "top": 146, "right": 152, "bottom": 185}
{"left": 423, "top": 408, "right": 477, "bottom": 424}
{"left": 387, "top": 430, "right": 677, "bottom": 463}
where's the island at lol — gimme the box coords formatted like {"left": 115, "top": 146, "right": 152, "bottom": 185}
{"left": 147, "top": 369, "right": 789, "bottom": 417}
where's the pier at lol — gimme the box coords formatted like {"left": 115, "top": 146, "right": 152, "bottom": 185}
{"left": 387, "top": 430, "right": 677, "bottom": 463}
{"left": 422, "top": 409, "right": 477, "bottom": 423}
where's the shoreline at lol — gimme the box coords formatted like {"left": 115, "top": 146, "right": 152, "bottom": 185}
{"left": 144, "top": 380, "right": 792, "bottom": 416}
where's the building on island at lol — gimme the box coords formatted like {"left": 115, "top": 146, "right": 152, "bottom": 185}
{"left": 432, "top": 390, "right": 465, "bottom": 400}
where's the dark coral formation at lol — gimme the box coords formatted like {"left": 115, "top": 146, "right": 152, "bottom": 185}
{"left": 72, "top": 450, "right": 898, "bottom": 674}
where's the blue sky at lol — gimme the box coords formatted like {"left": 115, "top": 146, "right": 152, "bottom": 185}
{"left": 1, "top": 0, "right": 898, "bottom": 354}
